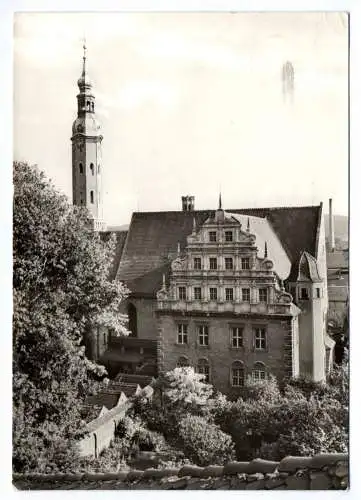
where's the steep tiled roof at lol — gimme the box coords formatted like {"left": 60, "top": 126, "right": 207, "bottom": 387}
{"left": 101, "top": 230, "right": 128, "bottom": 280}
{"left": 116, "top": 206, "right": 322, "bottom": 297}
{"left": 13, "top": 453, "right": 348, "bottom": 490}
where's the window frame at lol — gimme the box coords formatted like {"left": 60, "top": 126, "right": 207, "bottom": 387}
{"left": 197, "top": 324, "right": 209, "bottom": 346}
{"left": 231, "top": 361, "right": 245, "bottom": 387}
{"left": 252, "top": 362, "right": 267, "bottom": 381}
{"left": 241, "top": 257, "right": 250, "bottom": 270}
{"left": 254, "top": 327, "right": 267, "bottom": 350}
{"left": 194, "top": 287, "right": 202, "bottom": 300}
{"left": 225, "top": 287, "right": 234, "bottom": 302}
{"left": 177, "top": 323, "right": 188, "bottom": 345}
{"left": 230, "top": 326, "right": 243, "bottom": 348}
{"left": 178, "top": 286, "right": 186, "bottom": 301}
{"left": 177, "top": 356, "right": 190, "bottom": 368}
{"left": 225, "top": 230, "right": 233, "bottom": 242}
{"left": 209, "top": 257, "right": 218, "bottom": 270}
{"left": 197, "top": 358, "right": 210, "bottom": 383}
{"left": 209, "top": 287, "right": 218, "bottom": 301}
{"left": 225, "top": 257, "right": 233, "bottom": 270}
{"left": 242, "top": 288, "right": 250, "bottom": 302}
{"left": 209, "top": 231, "right": 217, "bottom": 242}
{"left": 193, "top": 257, "right": 202, "bottom": 270}
{"left": 300, "top": 287, "right": 309, "bottom": 300}
{"left": 259, "top": 288, "right": 268, "bottom": 303}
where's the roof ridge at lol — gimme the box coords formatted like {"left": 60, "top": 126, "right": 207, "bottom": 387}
{"left": 131, "top": 205, "right": 322, "bottom": 216}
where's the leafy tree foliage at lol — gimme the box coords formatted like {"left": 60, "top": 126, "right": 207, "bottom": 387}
{"left": 13, "top": 162, "right": 129, "bottom": 472}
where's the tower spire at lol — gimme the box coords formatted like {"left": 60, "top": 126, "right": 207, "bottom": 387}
{"left": 218, "top": 192, "right": 222, "bottom": 210}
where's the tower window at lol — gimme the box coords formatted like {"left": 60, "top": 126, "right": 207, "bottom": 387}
{"left": 91, "top": 102, "right": 94, "bottom": 112}
{"left": 90, "top": 191, "right": 94, "bottom": 204}
{"left": 90, "top": 163, "right": 95, "bottom": 175}
{"left": 86, "top": 100, "right": 90, "bottom": 110}
{"left": 79, "top": 163, "right": 83, "bottom": 174}
{"left": 300, "top": 288, "right": 309, "bottom": 300}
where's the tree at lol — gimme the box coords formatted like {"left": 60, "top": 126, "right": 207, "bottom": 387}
{"left": 13, "top": 162, "right": 129, "bottom": 472}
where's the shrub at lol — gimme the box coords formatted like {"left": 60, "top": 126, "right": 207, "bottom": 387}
{"left": 178, "top": 415, "right": 235, "bottom": 466}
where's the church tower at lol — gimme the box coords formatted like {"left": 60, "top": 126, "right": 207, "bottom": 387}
{"left": 71, "top": 43, "right": 105, "bottom": 231}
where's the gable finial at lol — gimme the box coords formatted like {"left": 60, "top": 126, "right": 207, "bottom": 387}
{"left": 192, "top": 216, "right": 196, "bottom": 234}
{"left": 264, "top": 241, "right": 268, "bottom": 258}
{"left": 218, "top": 192, "right": 222, "bottom": 210}
{"left": 247, "top": 217, "right": 250, "bottom": 232}
{"left": 177, "top": 242, "right": 180, "bottom": 256}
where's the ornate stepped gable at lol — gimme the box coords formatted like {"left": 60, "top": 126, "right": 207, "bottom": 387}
{"left": 157, "top": 209, "right": 297, "bottom": 317}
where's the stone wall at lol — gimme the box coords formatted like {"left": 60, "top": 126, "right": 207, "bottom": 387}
{"left": 158, "top": 312, "right": 294, "bottom": 393}
{"left": 13, "top": 453, "right": 348, "bottom": 490}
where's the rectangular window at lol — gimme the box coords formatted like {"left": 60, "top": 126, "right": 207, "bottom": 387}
{"left": 177, "top": 324, "right": 188, "bottom": 344}
{"left": 209, "top": 231, "right": 217, "bottom": 242}
{"left": 252, "top": 368, "right": 266, "bottom": 381}
{"left": 316, "top": 288, "right": 321, "bottom": 299}
{"left": 300, "top": 287, "right": 309, "bottom": 300}
{"left": 225, "top": 288, "right": 234, "bottom": 302}
{"left": 232, "top": 367, "right": 244, "bottom": 387}
{"left": 241, "top": 257, "right": 250, "bottom": 270}
{"left": 225, "top": 231, "right": 233, "bottom": 242}
{"left": 231, "top": 327, "right": 243, "bottom": 348}
{"left": 178, "top": 286, "right": 186, "bottom": 300}
{"left": 242, "top": 288, "right": 250, "bottom": 302}
{"left": 194, "top": 257, "right": 201, "bottom": 270}
{"left": 259, "top": 288, "right": 268, "bottom": 303}
{"left": 198, "top": 325, "right": 209, "bottom": 346}
{"left": 225, "top": 257, "right": 233, "bottom": 270}
{"left": 209, "top": 257, "right": 217, "bottom": 270}
{"left": 210, "top": 287, "right": 218, "bottom": 301}
{"left": 254, "top": 328, "right": 267, "bottom": 350}
{"left": 194, "top": 287, "right": 202, "bottom": 300}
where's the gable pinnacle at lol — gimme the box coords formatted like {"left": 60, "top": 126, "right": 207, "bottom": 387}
{"left": 264, "top": 241, "right": 268, "bottom": 258}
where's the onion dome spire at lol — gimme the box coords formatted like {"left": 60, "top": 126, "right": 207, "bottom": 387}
{"left": 77, "top": 39, "right": 92, "bottom": 91}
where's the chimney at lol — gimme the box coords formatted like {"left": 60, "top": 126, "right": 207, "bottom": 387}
{"left": 329, "top": 198, "right": 335, "bottom": 252}
{"left": 182, "top": 195, "right": 195, "bottom": 211}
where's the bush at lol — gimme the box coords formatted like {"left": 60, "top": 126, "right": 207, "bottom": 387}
{"left": 178, "top": 415, "right": 235, "bottom": 466}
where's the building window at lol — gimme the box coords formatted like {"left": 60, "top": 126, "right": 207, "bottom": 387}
{"left": 300, "top": 287, "right": 309, "bottom": 300}
{"left": 91, "top": 102, "right": 94, "bottom": 112}
{"left": 198, "top": 325, "right": 209, "bottom": 346}
{"left": 225, "top": 257, "right": 233, "bottom": 270}
{"left": 90, "top": 190, "right": 94, "bottom": 204}
{"left": 225, "top": 288, "right": 234, "bottom": 302}
{"left": 254, "top": 328, "right": 267, "bottom": 350}
{"left": 231, "top": 361, "right": 244, "bottom": 387}
{"left": 209, "top": 257, "right": 217, "bottom": 270}
{"left": 231, "top": 327, "right": 243, "bottom": 348}
{"left": 197, "top": 358, "right": 210, "bottom": 383}
{"left": 259, "top": 288, "right": 268, "bottom": 303}
{"left": 177, "top": 356, "right": 190, "bottom": 368}
{"left": 127, "top": 303, "right": 137, "bottom": 337}
{"left": 90, "top": 163, "right": 95, "bottom": 175}
{"left": 194, "top": 287, "right": 202, "bottom": 300}
{"left": 209, "top": 231, "right": 217, "bottom": 242}
{"left": 210, "top": 287, "right": 218, "bottom": 301}
{"left": 241, "top": 257, "right": 250, "bottom": 270}
{"left": 194, "top": 257, "right": 201, "bottom": 270}
{"left": 79, "top": 163, "right": 83, "bottom": 174}
{"left": 242, "top": 288, "right": 250, "bottom": 302}
{"left": 177, "top": 324, "right": 188, "bottom": 344}
{"left": 225, "top": 231, "right": 233, "bottom": 242}
{"left": 316, "top": 288, "right": 321, "bottom": 299}
{"left": 252, "top": 362, "right": 267, "bottom": 381}
{"left": 178, "top": 286, "right": 186, "bottom": 300}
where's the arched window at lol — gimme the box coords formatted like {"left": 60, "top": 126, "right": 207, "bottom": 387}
{"left": 90, "top": 190, "right": 94, "bottom": 204}
{"left": 127, "top": 303, "right": 137, "bottom": 337}
{"left": 86, "top": 100, "right": 90, "bottom": 110}
{"left": 231, "top": 361, "right": 244, "bottom": 387}
{"left": 91, "top": 102, "right": 94, "bottom": 112}
{"left": 252, "top": 362, "right": 267, "bottom": 381}
{"left": 177, "top": 356, "right": 190, "bottom": 368}
{"left": 90, "top": 163, "right": 94, "bottom": 175}
{"left": 197, "top": 358, "right": 210, "bottom": 383}
{"left": 79, "top": 163, "right": 83, "bottom": 174}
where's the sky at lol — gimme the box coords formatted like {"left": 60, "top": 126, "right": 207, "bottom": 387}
{"left": 13, "top": 12, "right": 349, "bottom": 226}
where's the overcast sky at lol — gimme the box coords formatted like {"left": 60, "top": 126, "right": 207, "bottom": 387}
{"left": 13, "top": 12, "right": 348, "bottom": 225}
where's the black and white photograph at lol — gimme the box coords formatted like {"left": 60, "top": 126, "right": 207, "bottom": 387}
{"left": 9, "top": 7, "right": 351, "bottom": 492}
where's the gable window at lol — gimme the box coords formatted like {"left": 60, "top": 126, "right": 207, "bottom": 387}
{"left": 225, "top": 231, "right": 233, "bottom": 242}
{"left": 242, "top": 288, "right": 250, "bottom": 302}
{"left": 198, "top": 325, "right": 209, "bottom": 346}
{"left": 300, "top": 287, "right": 309, "bottom": 300}
{"left": 178, "top": 286, "right": 186, "bottom": 300}
{"left": 231, "top": 361, "right": 244, "bottom": 387}
{"left": 209, "top": 231, "right": 217, "bottom": 242}
{"left": 210, "top": 287, "right": 218, "bottom": 301}
{"left": 259, "top": 288, "right": 268, "bottom": 303}
{"left": 79, "top": 163, "right": 83, "bottom": 174}
{"left": 209, "top": 257, "right": 217, "bottom": 270}
{"left": 241, "top": 257, "right": 250, "bottom": 270}
{"left": 231, "top": 327, "right": 243, "bottom": 348}
{"left": 254, "top": 327, "right": 267, "bottom": 350}
{"left": 225, "top": 288, "right": 234, "bottom": 302}
{"left": 177, "top": 324, "right": 188, "bottom": 344}
{"left": 225, "top": 257, "right": 233, "bottom": 270}
{"left": 90, "top": 163, "right": 95, "bottom": 175}
{"left": 177, "top": 356, "right": 190, "bottom": 368}
{"left": 194, "top": 257, "right": 201, "bottom": 270}
{"left": 194, "top": 287, "right": 202, "bottom": 300}
{"left": 252, "top": 362, "right": 267, "bottom": 381}
{"left": 90, "top": 190, "right": 94, "bottom": 204}
{"left": 197, "top": 358, "right": 210, "bottom": 383}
